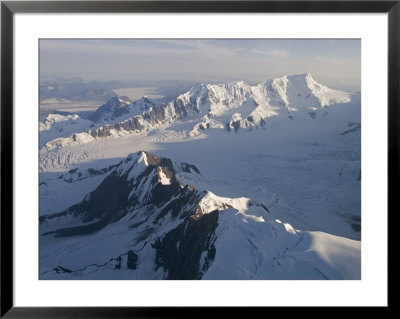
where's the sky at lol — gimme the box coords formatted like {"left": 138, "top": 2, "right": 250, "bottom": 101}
{"left": 40, "top": 39, "right": 361, "bottom": 92}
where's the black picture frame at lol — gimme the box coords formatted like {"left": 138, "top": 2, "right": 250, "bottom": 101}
{"left": 1, "top": 1, "right": 396, "bottom": 317}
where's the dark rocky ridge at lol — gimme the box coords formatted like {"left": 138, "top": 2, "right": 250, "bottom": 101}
{"left": 153, "top": 210, "right": 218, "bottom": 280}
{"left": 86, "top": 102, "right": 171, "bottom": 139}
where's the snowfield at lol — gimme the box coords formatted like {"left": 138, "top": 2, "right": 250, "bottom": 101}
{"left": 205, "top": 212, "right": 360, "bottom": 280}
{"left": 39, "top": 74, "right": 361, "bottom": 280}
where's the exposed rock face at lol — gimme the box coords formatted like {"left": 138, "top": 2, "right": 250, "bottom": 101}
{"left": 145, "top": 104, "right": 166, "bottom": 124}
{"left": 153, "top": 210, "right": 218, "bottom": 280}
{"left": 85, "top": 96, "right": 192, "bottom": 139}
{"left": 172, "top": 98, "right": 189, "bottom": 118}
{"left": 114, "top": 116, "right": 144, "bottom": 132}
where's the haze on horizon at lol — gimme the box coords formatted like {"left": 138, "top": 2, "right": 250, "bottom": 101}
{"left": 40, "top": 39, "right": 361, "bottom": 92}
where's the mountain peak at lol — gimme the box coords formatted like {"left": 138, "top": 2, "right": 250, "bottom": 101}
{"left": 129, "top": 96, "right": 156, "bottom": 115}
{"left": 189, "top": 82, "right": 208, "bottom": 92}
{"left": 116, "top": 96, "right": 131, "bottom": 104}
{"left": 137, "top": 95, "right": 152, "bottom": 102}
{"left": 102, "top": 95, "right": 131, "bottom": 107}
{"left": 89, "top": 95, "right": 132, "bottom": 122}
{"left": 116, "top": 150, "right": 200, "bottom": 183}
{"left": 286, "top": 72, "right": 313, "bottom": 80}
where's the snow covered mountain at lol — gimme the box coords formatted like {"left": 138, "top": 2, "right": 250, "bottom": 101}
{"left": 129, "top": 96, "right": 157, "bottom": 116}
{"left": 40, "top": 151, "right": 360, "bottom": 280}
{"left": 39, "top": 73, "right": 361, "bottom": 280}
{"left": 40, "top": 73, "right": 354, "bottom": 150}
{"left": 88, "top": 96, "right": 132, "bottom": 122}
{"left": 41, "top": 151, "right": 201, "bottom": 231}
{"left": 40, "top": 151, "right": 235, "bottom": 279}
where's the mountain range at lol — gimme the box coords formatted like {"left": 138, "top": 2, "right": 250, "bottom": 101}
{"left": 40, "top": 80, "right": 117, "bottom": 102}
{"left": 40, "top": 73, "right": 355, "bottom": 149}
{"left": 39, "top": 74, "right": 361, "bottom": 279}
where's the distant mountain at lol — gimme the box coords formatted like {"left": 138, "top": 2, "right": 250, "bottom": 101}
{"left": 176, "top": 73, "right": 352, "bottom": 134}
{"left": 42, "top": 73, "right": 356, "bottom": 149}
{"left": 40, "top": 80, "right": 117, "bottom": 102}
{"left": 88, "top": 95, "right": 160, "bottom": 123}
{"left": 88, "top": 96, "right": 132, "bottom": 122}
{"left": 130, "top": 96, "right": 157, "bottom": 115}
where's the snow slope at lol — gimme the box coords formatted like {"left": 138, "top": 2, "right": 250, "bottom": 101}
{"left": 204, "top": 211, "right": 360, "bottom": 280}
